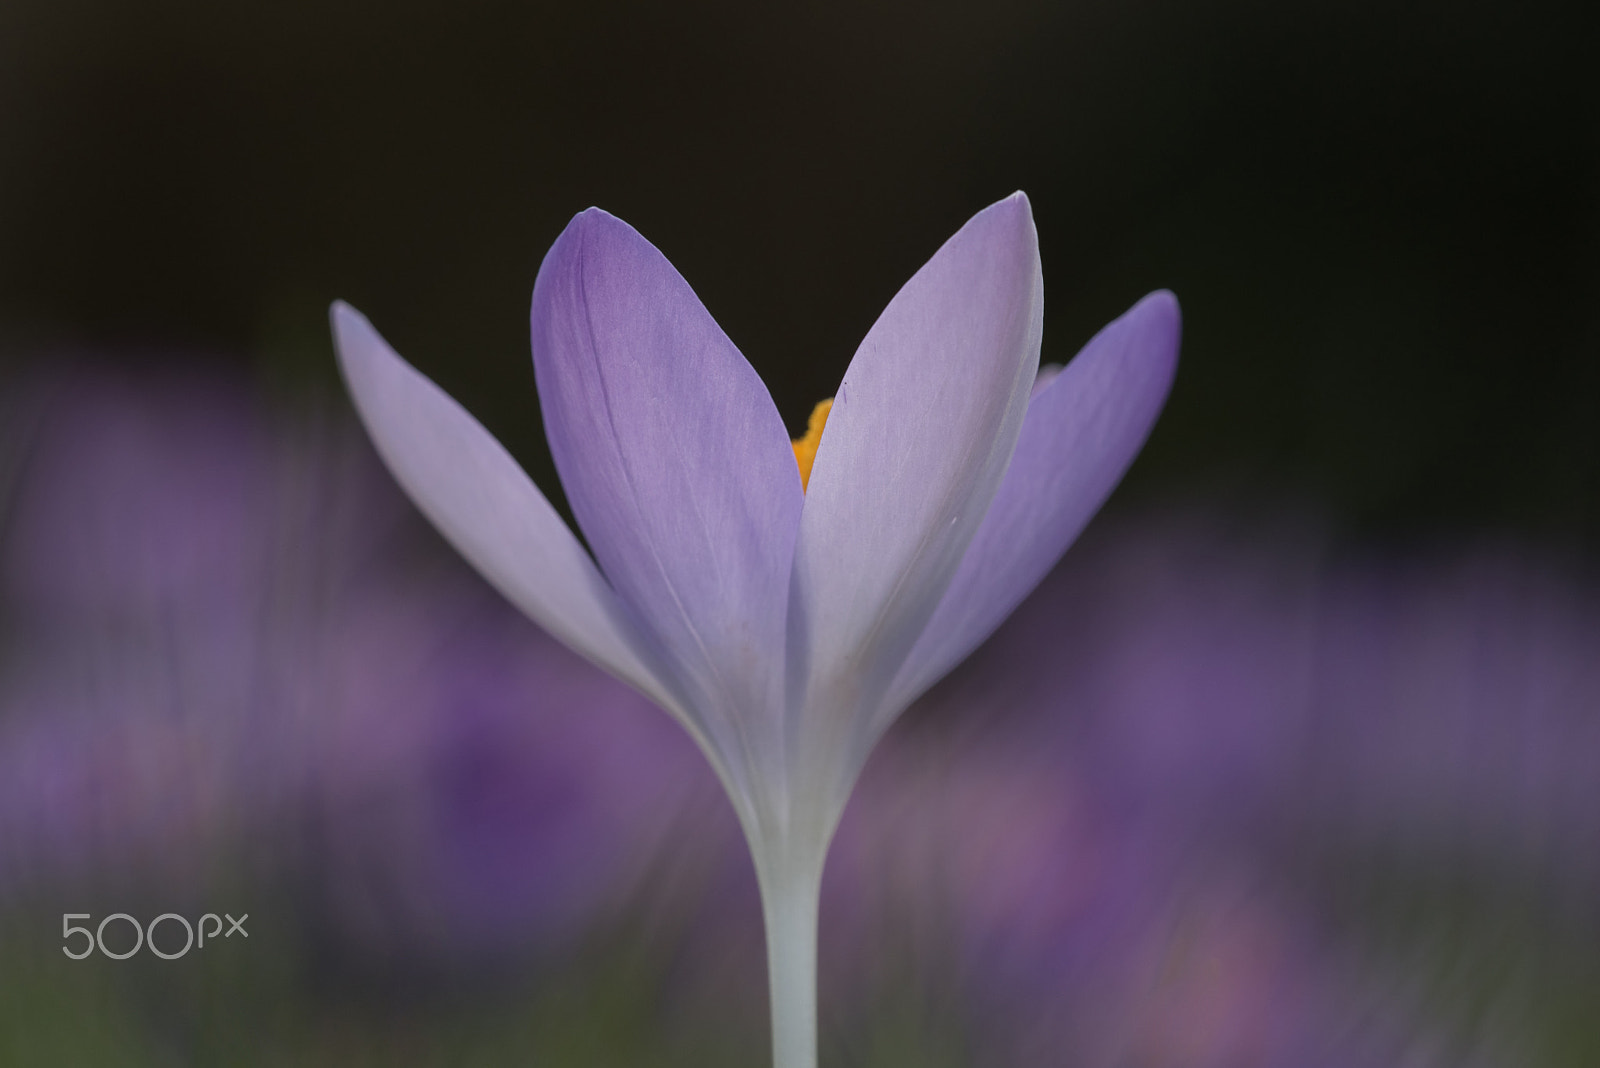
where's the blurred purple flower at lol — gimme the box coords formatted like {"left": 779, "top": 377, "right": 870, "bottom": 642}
{"left": 307, "top": 587, "right": 712, "bottom": 965}
{"left": 809, "top": 511, "right": 1592, "bottom": 1065}
{"left": 1308, "top": 551, "right": 1600, "bottom": 879}
{"left": 0, "top": 367, "right": 396, "bottom": 894}
{"left": 0, "top": 367, "right": 711, "bottom": 961}
{"left": 835, "top": 724, "right": 1468, "bottom": 1067}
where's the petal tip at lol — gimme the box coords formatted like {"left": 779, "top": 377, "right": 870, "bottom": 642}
{"left": 1138, "top": 288, "right": 1182, "bottom": 341}
{"left": 329, "top": 299, "right": 366, "bottom": 335}
{"left": 941, "top": 192, "right": 1038, "bottom": 285}
{"left": 1133, "top": 289, "right": 1182, "bottom": 344}
{"left": 1141, "top": 287, "right": 1180, "bottom": 316}
{"left": 545, "top": 208, "right": 623, "bottom": 264}
{"left": 569, "top": 205, "right": 629, "bottom": 236}
{"left": 543, "top": 206, "right": 646, "bottom": 283}
{"left": 329, "top": 301, "right": 379, "bottom": 361}
{"left": 983, "top": 190, "right": 1036, "bottom": 230}
{"left": 1123, "top": 290, "right": 1183, "bottom": 390}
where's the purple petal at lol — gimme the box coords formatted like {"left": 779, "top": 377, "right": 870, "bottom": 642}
{"left": 789, "top": 193, "right": 1043, "bottom": 771}
{"left": 529, "top": 210, "right": 802, "bottom": 793}
{"left": 331, "top": 302, "right": 674, "bottom": 714}
{"left": 883, "top": 290, "right": 1180, "bottom": 718}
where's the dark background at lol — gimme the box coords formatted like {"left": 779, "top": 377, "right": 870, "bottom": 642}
{"left": 2, "top": 0, "right": 1596, "bottom": 545}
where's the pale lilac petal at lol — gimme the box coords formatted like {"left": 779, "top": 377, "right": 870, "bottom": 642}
{"left": 331, "top": 302, "right": 674, "bottom": 714}
{"left": 529, "top": 210, "right": 802, "bottom": 794}
{"left": 789, "top": 193, "right": 1043, "bottom": 773}
{"left": 883, "top": 290, "right": 1180, "bottom": 718}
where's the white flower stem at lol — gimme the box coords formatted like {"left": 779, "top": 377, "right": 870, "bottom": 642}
{"left": 759, "top": 848, "right": 822, "bottom": 1068}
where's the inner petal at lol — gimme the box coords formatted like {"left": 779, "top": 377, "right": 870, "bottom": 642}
{"left": 790, "top": 398, "right": 834, "bottom": 492}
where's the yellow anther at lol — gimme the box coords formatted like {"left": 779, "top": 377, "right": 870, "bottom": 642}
{"left": 790, "top": 398, "right": 833, "bottom": 492}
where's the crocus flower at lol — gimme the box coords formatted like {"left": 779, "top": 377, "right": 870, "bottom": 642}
{"left": 331, "top": 193, "right": 1178, "bottom": 1067}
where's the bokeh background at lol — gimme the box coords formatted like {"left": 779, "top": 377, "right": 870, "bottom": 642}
{"left": 2, "top": 0, "right": 1597, "bottom": 1064}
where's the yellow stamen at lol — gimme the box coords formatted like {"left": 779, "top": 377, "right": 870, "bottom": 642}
{"left": 790, "top": 398, "right": 833, "bottom": 492}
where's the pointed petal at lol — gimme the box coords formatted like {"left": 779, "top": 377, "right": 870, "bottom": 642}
{"left": 529, "top": 209, "right": 802, "bottom": 789}
{"left": 330, "top": 301, "right": 675, "bottom": 713}
{"left": 789, "top": 193, "right": 1043, "bottom": 756}
{"left": 883, "top": 290, "right": 1181, "bottom": 718}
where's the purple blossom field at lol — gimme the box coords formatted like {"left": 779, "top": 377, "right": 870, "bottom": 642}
{"left": 2, "top": 366, "right": 1595, "bottom": 1065}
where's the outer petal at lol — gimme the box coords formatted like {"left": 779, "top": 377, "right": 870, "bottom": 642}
{"left": 529, "top": 209, "right": 802, "bottom": 798}
{"left": 882, "top": 290, "right": 1181, "bottom": 719}
{"left": 788, "top": 193, "right": 1043, "bottom": 779}
{"left": 330, "top": 302, "right": 674, "bottom": 714}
